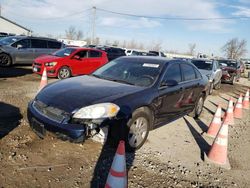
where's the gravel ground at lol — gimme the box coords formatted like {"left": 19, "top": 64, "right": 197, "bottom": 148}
{"left": 0, "top": 66, "right": 250, "bottom": 188}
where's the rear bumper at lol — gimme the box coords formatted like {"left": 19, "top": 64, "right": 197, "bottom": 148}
{"left": 27, "top": 101, "right": 86, "bottom": 140}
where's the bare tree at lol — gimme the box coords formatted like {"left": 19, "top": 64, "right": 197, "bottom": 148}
{"left": 188, "top": 43, "right": 196, "bottom": 55}
{"left": 151, "top": 41, "right": 162, "bottom": 51}
{"left": 128, "top": 39, "right": 137, "bottom": 49}
{"left": 138, "top": 43, "right": 144, "bottom": 50}
{"left": 222, "top": 38, "right": 247, "bottom": 59}
{"left": 76, "top": 30, "right": 83, "bottom": 40}
{"left": 94, "top": 37, "right": 100, "bottom": 45}
{"left": 85, "top": 37, "right": 91, "bottom": 45}
{"left": 65, "top": 26, "right": 77, "bottom": 40}
{"left": 113, "top": 40, "right": 119, "bottom": 47}
{"left": 122, "top": 40, "right": 127, "bottom": 48}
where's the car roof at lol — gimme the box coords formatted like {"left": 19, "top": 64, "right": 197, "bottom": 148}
{"left": 66, "top": 47, "right": 105, "bottom": 52}
{"left": 4, "top": 35, "right": 60, "bottom": 42}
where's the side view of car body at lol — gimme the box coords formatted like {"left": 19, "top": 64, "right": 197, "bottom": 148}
{"left": 191, "top": 59, "right": 222, "bottom": 94}
{"left": 0, "top": 36, "right": 64, "bottom": 66}
{"left": 96, "top": 46, "right": 126, "bottom": 61}
{"left": 33, "top": 47, "right": 108, "bottom": 79}
{"left": 218, "top": 59, "right": 241, "bottom": 84}
{"left": 28, "top": 56, "right": 209, "bottom": 151}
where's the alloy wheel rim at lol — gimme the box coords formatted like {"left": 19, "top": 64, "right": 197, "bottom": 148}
{"left": 0, "top": 55, "right": 9, "bottom": 65}
{"left": 128, "top": 117, "right": 148, "bottom": 148}
{"left": 60, "top": 69, "right": 69, "bottom": 78}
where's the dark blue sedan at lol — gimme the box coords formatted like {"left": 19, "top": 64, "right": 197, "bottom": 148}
{"left": 28, "top": 56, "right": 209, "bottom": 151}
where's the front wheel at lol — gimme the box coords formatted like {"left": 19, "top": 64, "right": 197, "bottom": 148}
{"left": 188, "top": 95, "right": 204, "bottom": 118}
{"left": 214, "top": 80, "right": 221, "bottom": 90}
{"left": 208, "top": 82, "right": 214, "bottom": 95}
{"left": 57, "top": 66, "right": 71, "bottom": 79}
{"left": 0, "top": 53, "right": 12, "bottom": 67}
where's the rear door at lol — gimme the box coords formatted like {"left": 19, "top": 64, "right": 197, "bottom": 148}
{"left": 11, "top": 39, "right": 33, "bottom": 64}
{"left": 180, "top": 63, "right": 201, "bottom": 113}
{"left": 155, "top": 63, "right": 184, "bottom": 124}
{"left": 213, "top": 61, "right": 222, "bottom": 85}
{"left": 31, "top": 39, "right": 50, "bottom": 60}
{"left": 47, "top": 41, "right": 62, "bottom": 54}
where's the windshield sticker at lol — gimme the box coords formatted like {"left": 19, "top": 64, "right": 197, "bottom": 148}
{"left": 143, "top": 63, "right": 159, "bottom": 68}
{"left": 64, "top": 53, "right": 70, "bottom": 56}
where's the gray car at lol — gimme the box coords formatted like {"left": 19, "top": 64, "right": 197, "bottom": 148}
{"left": 191, "top": 59, "right": 222, "bottom": 94}
{"left": 0, "top": 36, "right": 64, "bottom": 66}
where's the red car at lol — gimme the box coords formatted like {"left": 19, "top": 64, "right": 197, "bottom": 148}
{"left": 33, "top": 47, "right": 108, "bottom": 79}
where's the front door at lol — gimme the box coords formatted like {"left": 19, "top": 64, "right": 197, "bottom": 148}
{"left": 155, "top": 63, "right": 185, "bottom": 125}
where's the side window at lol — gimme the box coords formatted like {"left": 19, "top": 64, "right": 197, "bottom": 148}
{"left": 181, "top": 64, "right": 196, "bottom": 81}
{"left": 48, "top": 41, "right": 61, "bottom": 49}
{"left": 162, "top": 64, "right": 182, "bottom": 83}
{"left": 89, "top": 50, "right": 101, "bottom": 58}
{"left": 75, "top": 50, "right": 88, "bottom": 58}
{"left": 31, "top": 39, "right": 47, "bottom": 48}
{"left": 12, "top": 39, "right": 30, "bottom": 48}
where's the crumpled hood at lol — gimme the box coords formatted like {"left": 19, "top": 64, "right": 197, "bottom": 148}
{"left": 36, "top": 75, "right": 144, "bottom": 113}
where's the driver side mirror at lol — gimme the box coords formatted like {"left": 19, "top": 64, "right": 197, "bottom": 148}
{"left": 73, "top": 55, "right": 81, "bottom": 60}
{"left": 161, "top": 80, "right": 178, "bottom": 87}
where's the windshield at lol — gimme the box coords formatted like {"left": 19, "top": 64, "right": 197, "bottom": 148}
{"left": 218, "top": 60, "right": 237, "bottom": 68}
{"left": 191, "top": 60, "right": 213, "bottom": 70}
{"left": 52, "top": 48, "right": 76, "bottom": 57}
{"left": 0, "top": 36, "right": 21, "bottom": 45}
{"left": 92, "top": 58, "right": 163, "bottom": 87}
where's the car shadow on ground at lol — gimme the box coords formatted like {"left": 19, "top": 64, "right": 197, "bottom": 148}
{"left": 219, "top": 95, "right": 230, "bottom": 102}
{"left": 184, "top": 117, "right": 210, "bottom": 161}
{"left": 0, "top": 65, "right": 33, "bottom": 78}
{"left": 90, "top": 123, "right": 134, "bottom": 188}
{"left": 208, "top": 100, "right": 226, "bottom": 113}
{"left": 0, "top": 102, "right": 22, "bottom": 139}
{"left": 194, "top": 118, "right": 208, "bottom": 134}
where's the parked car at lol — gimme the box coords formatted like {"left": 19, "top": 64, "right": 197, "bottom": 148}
{"left": 218, "top": 59, "right": 241, "bottom": 84}
{"left": 28, "top": 56, "right": 209, "bottom": 151}
{"left": 191, "top": 59, "right": 222, "bottom": 94}
{"left": 33, "top": 47, "right": 108, "bottom": 79}
{"left": 97, "top": 46, "right": 126, "bottom": 61}
{"left": 0, "top": 36, "right": 64, "bottom": 66}
{"left": 244, "top": 60, "right": 250, "bottom": 69}
{"left": 149, "top": 51, "right": 166, "bottom": 57}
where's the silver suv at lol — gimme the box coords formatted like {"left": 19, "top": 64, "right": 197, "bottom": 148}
{"left": 0, "top": 36, "right": 64, "bottom": 66}
{"left": 191, "top": 59, "right": 222, "bottom": 94}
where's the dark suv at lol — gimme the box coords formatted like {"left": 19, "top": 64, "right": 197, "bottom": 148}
{"left": 0, "top": 36, "right": 64, "bottom": 66}
{"left": 97, "top": 46, "right": 126, "bottom": 61}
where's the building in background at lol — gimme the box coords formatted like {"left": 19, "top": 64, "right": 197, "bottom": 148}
{"left": 0, "top": 16, "right": 32, "bottom": 36}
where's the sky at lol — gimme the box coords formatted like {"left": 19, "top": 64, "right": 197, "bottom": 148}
{"left": 0, "top": 0, "right": 250, "bottom": 57}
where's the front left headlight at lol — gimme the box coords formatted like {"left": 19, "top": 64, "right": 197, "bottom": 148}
{"left": 45, "top": 62, "right": 57, "bottom": 67}
{"left": 73, "top": 103, "right": 120, "bottom": 119}
{"left": 206, "top": 74, "right": 212, "bottom": 82}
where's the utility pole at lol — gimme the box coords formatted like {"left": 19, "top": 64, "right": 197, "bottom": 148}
{"left": 91, "top": 6, "right": 96, "bottom": 45}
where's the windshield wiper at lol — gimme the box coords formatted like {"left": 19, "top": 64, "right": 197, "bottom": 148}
{"left": 109, "top": 79, "right": 135, "bottom": 86}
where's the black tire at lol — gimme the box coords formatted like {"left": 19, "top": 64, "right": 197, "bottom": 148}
{"left": 57, "top": 66, "right": 71, "bottom": 79}
{"left": 208, "top": 82, "right": 214, "bottom": 95}
{"left": 214, "top": 80, "right": 221, "bottom": 90}
{"left": 108, "top": 108, "right": 151, "bottom": 152}
{"left": 188, "top": 94, "right": 205, "bottom": 118}
{"left": 0, "top": 53, "right": 12, "bottom": 67}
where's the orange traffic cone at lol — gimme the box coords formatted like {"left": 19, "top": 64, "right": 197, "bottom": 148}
{"left": 224, "top": 98, "right": 234, "bottom": 125}
{"left": 207, "top": 119, "right": 230, "bottom": 169}
{"left": 234, "top": 94, "right": 243, "bottom": 119}
{"left": 207, "top": 105, "right": 222, "bottom": 138}
{"left": 39, "top": 67, "right": 48, "bottom": 91}
{"left": 243, "top": 89, "right": 249, "bottom": 110}
{"left": 105, "top": 141, "right": 127, "bottom": 188}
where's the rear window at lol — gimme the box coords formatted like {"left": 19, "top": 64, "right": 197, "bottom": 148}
{"left": 48, "top": 41, "right": 61, "bottom": 49}
{"left": 31, "top": 39, "right": 47, "bottom": 48}
{"left": 191, "top": 60, "right": 213, "bottom": 70}
{"left": 89, "top": 50, "right": 102, "bottom": 58}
